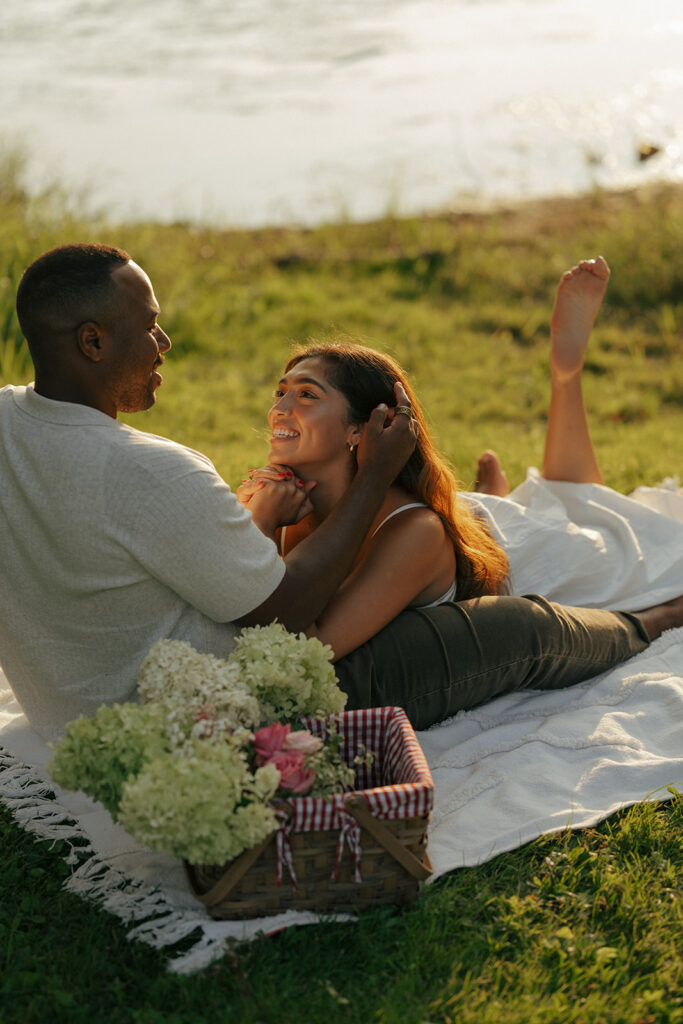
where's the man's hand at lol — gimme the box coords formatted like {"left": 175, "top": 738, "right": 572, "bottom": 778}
{"left": 356, "top": 382, "right": 417, "bottom": 484}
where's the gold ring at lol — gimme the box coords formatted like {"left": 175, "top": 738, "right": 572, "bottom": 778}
{"left": 394, "top": 405, "right": 413, "bottom": 418}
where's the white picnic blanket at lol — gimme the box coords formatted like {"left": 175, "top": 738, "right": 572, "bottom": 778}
{"left": 1, "top": 470, "right": 682, "bottom": 973}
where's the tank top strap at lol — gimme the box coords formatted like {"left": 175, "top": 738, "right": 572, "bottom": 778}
{"left": 371, "top": 502, "right": 428, "bottom": 538}
{"left": 415, "top": 578, "right": 457, "bottom": 608}
{"left": 282, "top": 504, "right": 427, "bottom": 552}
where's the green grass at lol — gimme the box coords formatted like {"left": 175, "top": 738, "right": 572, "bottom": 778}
{"left": 1, "top": 796, "right": 681, "bottom": 1024}
{"left": 1, "top": 158, "right": 682, "bottom": 1022}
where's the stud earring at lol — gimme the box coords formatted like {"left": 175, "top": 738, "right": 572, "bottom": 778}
{"left": 348, "top": 442, "right": 356, "bottom": 454}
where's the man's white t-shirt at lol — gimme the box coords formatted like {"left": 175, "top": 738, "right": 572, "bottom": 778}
{"left": 0, "top": 385, "right": 285, "bottom": 740}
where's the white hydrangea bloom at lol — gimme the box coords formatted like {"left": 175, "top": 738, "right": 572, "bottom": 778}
{"left": 138, "top": 639, "right": 221, "bottom": 704}
{"left": 138, "top": 640, "right": 261, "bottom": 732}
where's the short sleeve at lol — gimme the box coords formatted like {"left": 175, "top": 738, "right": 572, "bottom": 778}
{"left": 105, "top": 438, "right": 285, "bottom": 622}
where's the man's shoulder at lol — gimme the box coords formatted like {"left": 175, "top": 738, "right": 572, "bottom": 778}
{"left": 119, "top": 422, "right": 207, "bottom": 457}
{"left": 0, "top": 384, "right": 37, "bottom": 423}
{"left": 109, "top": 422, "right": 218, "bottom": 477}
{"left": 0, "top": 384, "right": 22, "bottom": 403}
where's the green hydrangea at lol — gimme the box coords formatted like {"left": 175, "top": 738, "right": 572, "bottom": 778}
{"left": 49, "top": 703, "right": 169, "bottom": 816}
{"left": 228, "top": 622, "right": 347, "bottom": 722}
{"left": 117, "top": 740, "right": 279, "bottom": 863}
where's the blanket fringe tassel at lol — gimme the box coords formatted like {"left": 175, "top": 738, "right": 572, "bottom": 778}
{"left": 0, "top": 747, "right": 233, "bottom": 973}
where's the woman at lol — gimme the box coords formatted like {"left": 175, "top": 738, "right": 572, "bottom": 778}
{"left": 259, "top": 344, "right": 508, "bottom": 658}
{"left": 238, "top": 257, "right": 683, "bottom": 670}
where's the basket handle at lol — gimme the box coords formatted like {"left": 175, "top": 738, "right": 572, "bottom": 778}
{"left": 184, "top": 830, "right": 277, "bottom": 909}
{"left": 344, "top": 794, "right": 433, "bottom": 881}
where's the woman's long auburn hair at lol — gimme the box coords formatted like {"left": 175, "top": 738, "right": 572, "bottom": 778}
{"left": 285, "top": 341, "right": 509, "bottom": 598}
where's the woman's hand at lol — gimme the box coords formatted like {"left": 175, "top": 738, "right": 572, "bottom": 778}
{"left": 236, "top": 465, "right": 316, "bottom": 540}
{"left": 236, "top": 464, "right": 300, "bottom": 507}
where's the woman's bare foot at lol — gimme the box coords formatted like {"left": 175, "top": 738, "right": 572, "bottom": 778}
{"left": 632, "top": 594, "right": 683, "bottom": 641}
{"left": 474, "top": 451, "right": 509, "bottom": 497}
{"left": 550, "top": 256, "right": 610, "bottom": 383}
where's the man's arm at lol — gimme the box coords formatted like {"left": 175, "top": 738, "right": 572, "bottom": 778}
{"left": 238, "top": 389, "right": 416, "bottom": 633}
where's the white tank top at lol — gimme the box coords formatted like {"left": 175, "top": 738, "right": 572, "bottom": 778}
{"left": 280, "top": 503, "right": 458, "bottom": 607}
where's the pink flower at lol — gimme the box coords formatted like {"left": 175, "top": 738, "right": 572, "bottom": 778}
{"left": 270, "top": 750, "right": 316, "bottom": 795}
{"left": 283, "top": 729, "right": 323, "bottom": 756}
{"left": 253, "top": 722, "right": 290, "bottom": 765}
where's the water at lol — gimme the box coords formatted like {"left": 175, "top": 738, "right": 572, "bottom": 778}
{"left": 1, "top": 0, "right": 681, "bottom": 227}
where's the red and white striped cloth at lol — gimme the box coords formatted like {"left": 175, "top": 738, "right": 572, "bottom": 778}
{"left": 289, "top": 706, "right": 433, "bottom": 834}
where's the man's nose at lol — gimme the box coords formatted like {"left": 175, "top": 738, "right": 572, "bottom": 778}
{"left": 155, "top": 325, "right": 171, "bottom": 351}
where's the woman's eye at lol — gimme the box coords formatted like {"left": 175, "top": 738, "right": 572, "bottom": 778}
{"left": 300, "top": 389, "right": 317, "bottom": 399}
{"left": 273, "top": 389, "right": 284, "bottom": 398}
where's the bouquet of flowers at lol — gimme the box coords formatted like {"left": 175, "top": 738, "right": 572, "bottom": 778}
{"left": 49, "top": 623, "right": 359, "bottom": 865}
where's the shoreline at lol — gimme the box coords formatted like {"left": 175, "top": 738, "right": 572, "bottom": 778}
{"left": 84, "top": 181, "right": 683, "bottom": 235}
{"left": 5, "top": 139, "right": 681, "bottom": 236}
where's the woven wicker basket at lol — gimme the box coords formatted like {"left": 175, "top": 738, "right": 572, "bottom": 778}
{"left": 184, "top": 707, "right": 434, "bottom": 919}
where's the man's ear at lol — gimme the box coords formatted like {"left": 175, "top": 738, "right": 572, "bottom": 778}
{"left": 76, "top": 321, "right": 106, "bottom": 362}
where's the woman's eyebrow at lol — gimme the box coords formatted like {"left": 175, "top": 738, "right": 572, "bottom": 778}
{"left": 278, "top": 375, "right": 328, "bottom": 392}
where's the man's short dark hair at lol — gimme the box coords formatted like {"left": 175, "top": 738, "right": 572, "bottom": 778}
{"left": 16, "top": 243, "right": 131, "bottom": 367}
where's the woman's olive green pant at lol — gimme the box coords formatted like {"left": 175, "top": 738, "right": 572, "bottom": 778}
{"left": 334, "top": 595, "right": 649, "bottom": 731}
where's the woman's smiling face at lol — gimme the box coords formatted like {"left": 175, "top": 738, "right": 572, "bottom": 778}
{"left": 267, "top": 357, "right": 361, "bottom": 473}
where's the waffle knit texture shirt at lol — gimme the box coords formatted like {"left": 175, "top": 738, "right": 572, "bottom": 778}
{"left": 0, "top": 385, "right": 285, "bottom": 741}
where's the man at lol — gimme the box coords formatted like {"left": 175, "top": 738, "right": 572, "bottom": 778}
{"left": 0, "top": 244, "right": 668, "bottom": 741}
{"left": 0, "top": 244, "right": 417, "bottom": 739}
